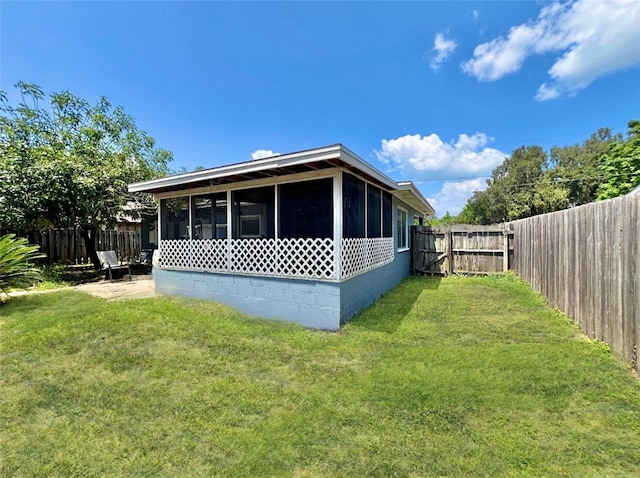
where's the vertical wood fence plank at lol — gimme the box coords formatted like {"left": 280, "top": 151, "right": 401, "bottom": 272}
{"left": 502, "top": 230, "right": 509, "bottom": 272}
{"left": 509, "top": 194, "right": 639, "bottom": 369}
{"left": 446, "top": 231, "right": 453, "bottom": 275}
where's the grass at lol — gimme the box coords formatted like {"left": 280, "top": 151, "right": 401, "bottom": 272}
{"left": 1, "top": 274, "right": 639, "bottom": 477}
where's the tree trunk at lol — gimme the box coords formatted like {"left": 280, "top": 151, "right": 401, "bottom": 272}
{"left": 80, "top": 227, "right": 101, "bottom": 270}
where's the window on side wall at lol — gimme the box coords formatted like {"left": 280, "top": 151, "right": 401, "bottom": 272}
{"left": 397, "top": 207, "right": 408, "bottom": 251}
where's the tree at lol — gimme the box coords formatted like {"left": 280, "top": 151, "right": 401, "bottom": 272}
{"left": 0, "top": 234, "right": 45, "bottom": 299}
{"left": 597, "top": 120, "right": 640, "bottom": 199}
{"left": 458, "top": 146, "right": 569, "bottom": 224}
{"left": 0, "top": 82, "right": 171, "bottom": 267}
{"left": 550, "top": 128, "right": 621, "bottom": 206}
{"left": 425, "top": 211, "right": 459, "bottom": 226}
{"left": 457, "top": 189, "right": 496, "bottom": 225}
{"left": 456, "top": 202, "right": 481, "bottom": 225}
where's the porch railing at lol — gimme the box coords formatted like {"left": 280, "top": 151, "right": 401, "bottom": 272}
{"left": 158, "top": 237, "right": 394, "bottom": 281}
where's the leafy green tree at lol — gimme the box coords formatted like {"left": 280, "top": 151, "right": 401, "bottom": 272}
{"left": 456, "top": 201, "right": 481, "bottom": 224}
{"left": 597, "top": 120, "right": 640, "bottom": 199}
{"left": 425, "top": 211, "right": 459, "bottom": 226}
{"left": 550, "top": 128, "right": 621, "bottom": 206}
{"left": 458, "top": 146, "right": 569, "bottom": 224}
{"left": 457, "top": 189, "right": 499, "bottom": 224}
{"left": 0, "top": 82, "right": 171, "bottom": 267}
{"left": 0, "top": 234, "right": 46, "bottom": 299}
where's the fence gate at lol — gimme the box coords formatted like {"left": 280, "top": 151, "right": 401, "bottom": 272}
{"left": 411, "top": 225, "right": 513, "bottom": 275}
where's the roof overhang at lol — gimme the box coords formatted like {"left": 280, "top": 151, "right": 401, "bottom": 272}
{"left": 128, "top": 143, "right": 434, "bottom": 216}
{"left": 395, "top": 182, "right": 436, "bottom": 217}
{"left": 129, "top": 144, "right": 397, "bottom": 194}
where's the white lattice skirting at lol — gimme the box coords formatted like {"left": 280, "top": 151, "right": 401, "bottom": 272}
{"left": 340, "top": 237, "right": 395, "bottom": 280}
{"left": 159, "top": 237, "right": 394, "bottom": 281}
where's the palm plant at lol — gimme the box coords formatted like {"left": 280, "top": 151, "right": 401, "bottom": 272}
{"left": 0, "top": 234, "right": 46, "bottom": 298}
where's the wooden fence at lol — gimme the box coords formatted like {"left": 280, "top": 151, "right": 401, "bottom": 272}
{"left": 509, "top": 193, "right": 639, "bottom": 374}
{"left": 24, "top": 229, "right": 142, "bottom": 265}
{"left": 411, "top": 225, "right": 514, "bottom": 275}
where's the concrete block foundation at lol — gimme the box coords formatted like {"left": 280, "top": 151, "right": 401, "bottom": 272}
{"left": 153, "top": 250, "right": 410, "bottom": 330}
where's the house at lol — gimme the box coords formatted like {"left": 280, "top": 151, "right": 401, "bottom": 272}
{"left": 116, "top": 203, "right": 159, "bottom": 265}
{"left": 128, "top": 144, "right": 434, "bottom": 330}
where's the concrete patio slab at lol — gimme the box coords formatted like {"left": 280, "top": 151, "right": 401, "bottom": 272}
{"left": 73, "top": 275, "right": 156, "bottom": 300}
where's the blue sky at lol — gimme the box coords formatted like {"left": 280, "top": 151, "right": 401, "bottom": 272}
{"left": 2, "top": 1, "right": 639, "bottom": 216}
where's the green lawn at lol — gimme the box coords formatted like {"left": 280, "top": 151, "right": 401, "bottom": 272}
{"left": 1, "top": 274, "right": 639, "bottom": 477}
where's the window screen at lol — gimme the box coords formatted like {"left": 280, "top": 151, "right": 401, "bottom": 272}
{"left": 383, "top": 191, "right": 392, "bottom": 237}
{"left": 161, "top": 196, "right": 189, "bottom": 240}
{"left": 367, "top": 185, "right": 382, "bottom": 238}
{"left": 343, "top": 173, "right": 365, "bottom": 238}
{"left": 191, "top": 193, "right": 227, "bottom": 239}
{"left": 232, "top": 186, "right": 275, "bottom": 239}
{"left": 279, "top": 178, "right": 333, "bottom": 239}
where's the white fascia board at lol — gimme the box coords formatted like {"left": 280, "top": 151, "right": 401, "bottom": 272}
{"left": 395, "top": 181, "right": 435, "bottom": 216}
{"left": 338, "top": 146, "right": 397, "bottom": 190}
{"left": 129, "top": 144, "right": 344, "bottom": 193}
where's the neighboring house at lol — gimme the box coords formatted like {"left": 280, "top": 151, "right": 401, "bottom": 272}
{"left": 128, "top": 144, "right": 434, "bottom": 330}
{"left": 117, "top": 203, "right": 159, "bottom": 251}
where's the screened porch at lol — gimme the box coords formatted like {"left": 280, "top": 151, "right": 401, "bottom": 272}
{"left": 156, "top": 172, "right": 400, "bottom": 281}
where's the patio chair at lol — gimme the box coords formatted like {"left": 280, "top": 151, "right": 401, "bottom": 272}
{"left": 97, "top": 250, "right": 132, "bottom": 282}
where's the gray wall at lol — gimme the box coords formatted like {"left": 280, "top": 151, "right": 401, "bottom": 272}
{"left": 339, "top": 249, "right": 410, "bottom": 323}
{"left": 155, "top": 251, "right": 410, "bottom": 331}
{"left": 154, "top": 269, "right": 342, "bottom": 330}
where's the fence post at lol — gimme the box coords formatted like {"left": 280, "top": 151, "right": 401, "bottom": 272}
{"left": 446, "top": 230, "right": 453, "bottom": 275}
{"left": 48, "top": 231, "right": 54, "bottom": 265}
{"left": 73, "top": 230, "right": 78, "bottom": 264}
{"left": 411, "top": 226, "right": 417, "bottom": 274}
{"left": 503, "top": 229, "right": 509, "bottom": 272}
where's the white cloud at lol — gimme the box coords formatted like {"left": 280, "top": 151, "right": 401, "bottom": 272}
{"left": 427, "top": 178, "right": 488, "bottom": 216}
{"left": 535, "top": 83, "right": 561, "bottom": 102}
{"left": 430, "top": 33, "right": 457, "bottom": 71}
{"left": 375, "top": 132, "right": 506, "bottom": 178}
{"left": 251, "top": 149, "right": 279, "bottom": 160}
{"left": 461, "top": 0, "right": 640, "bottom": 100}
{"left": 472, "top": 9, "right": 479, "bottom": 24}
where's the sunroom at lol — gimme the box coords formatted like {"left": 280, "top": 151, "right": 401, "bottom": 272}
{"left": 128, "top": 144, "right": 434, "bottom": 330}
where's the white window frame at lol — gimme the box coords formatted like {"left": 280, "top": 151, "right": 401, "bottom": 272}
{"left": 397, "top": 206, "right": 409, "bottom": 252}
{"left": 240, "top": 214, "right": 263, "bottom": 238}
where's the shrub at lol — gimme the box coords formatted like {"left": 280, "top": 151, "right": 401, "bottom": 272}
{"left": 0, "top": 234, "right": 46, "bottom": 297}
